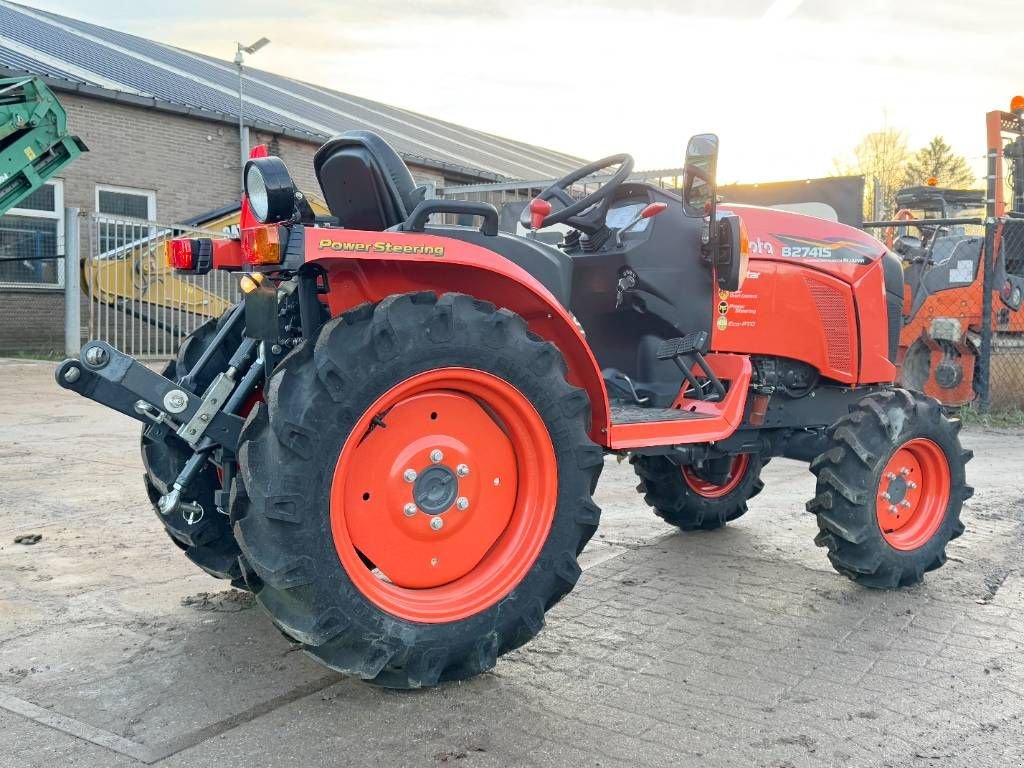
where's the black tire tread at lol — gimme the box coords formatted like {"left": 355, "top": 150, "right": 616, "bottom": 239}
{"left": 806, "top": 388, "right": 972, "bottom": 589}
{"left": 232, "top": 292, "right": 602, "bottom": 688}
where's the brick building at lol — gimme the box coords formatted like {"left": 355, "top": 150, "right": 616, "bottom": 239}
{"left": 0, "top": 1, "right": 583, "bottom": 354}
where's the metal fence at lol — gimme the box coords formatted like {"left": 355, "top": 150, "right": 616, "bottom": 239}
{"left": 863, "top": 215, "right": 1024, "bottom": 415}
{"left": 83, "top": 213, "right": 238, "bottom": 359}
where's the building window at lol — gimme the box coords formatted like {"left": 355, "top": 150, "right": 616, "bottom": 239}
{"left": 0, "top": 181, "right": 65, "bottom": 289}
{"left": 96, "top": 185, "right": 156, "bottom": 252}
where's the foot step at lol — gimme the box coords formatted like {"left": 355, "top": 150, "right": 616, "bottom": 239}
{"left": 610, "top": 404, "right": 711, "bottom": 425}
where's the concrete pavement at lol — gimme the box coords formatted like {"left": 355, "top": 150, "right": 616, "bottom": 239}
{"left": 1, "top": 358, "right": 1022, "bottom": 767}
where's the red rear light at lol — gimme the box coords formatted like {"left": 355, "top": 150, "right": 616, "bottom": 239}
{"left": 166, "top": 238, "right": 213, "bottom": 274}
{"left": 167, "top": 238, "right": 195, "bottom": 270}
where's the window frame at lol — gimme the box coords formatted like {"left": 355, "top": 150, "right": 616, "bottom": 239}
{"left": 0, "top": 179, "right": 65, "bottom": 290}
{"left": 95, "top": 184, "right": 157, "bottom": 221}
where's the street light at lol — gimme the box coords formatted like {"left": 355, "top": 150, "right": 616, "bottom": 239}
{"left": 234, "top": 37, "right": 271, "bottom": 194}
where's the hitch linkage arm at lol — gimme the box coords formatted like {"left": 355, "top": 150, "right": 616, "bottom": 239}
{"left": 55, "top": 341, "right": 247, "bottom": 451}
{"left": 55, "top": 338, "right": 265, "bottom": 520}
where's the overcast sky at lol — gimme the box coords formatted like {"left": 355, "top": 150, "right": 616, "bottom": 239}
{"left": 19, "top": 0, "right": 1024, "bottom": 183}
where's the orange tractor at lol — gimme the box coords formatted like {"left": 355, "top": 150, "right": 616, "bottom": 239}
{"left": 56, "top": 131, "right": 972, "bottom": 687}
{"left": 889, "top": 97, "right": 1024, "bottom": 408}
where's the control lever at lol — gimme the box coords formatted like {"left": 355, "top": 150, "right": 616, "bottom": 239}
{"left": 529, "top": 198, "right": 552, "bottom": 230}
{"left": 614, "top": 202, "right": 668, "bottom": 247}
{"left": 614, "top": 371, "right": 649, "bottom": 404}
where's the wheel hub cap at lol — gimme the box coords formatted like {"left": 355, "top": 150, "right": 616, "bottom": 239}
{"left": 883, "top": 475, "right": 908, "bottom": 505}
{"left": 413, "top": 465, "right": 458, "bottom": 514}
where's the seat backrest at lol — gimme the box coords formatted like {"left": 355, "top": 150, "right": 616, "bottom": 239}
{"left": 313, "top": 130, "right": 423, "bottom": 230}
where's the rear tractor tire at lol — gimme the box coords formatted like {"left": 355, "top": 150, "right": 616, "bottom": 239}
{"left": 808, "top": 388, "right": 973, "bottom": 588}
{"left": 141, "top": 314, "right": 244, "bottom": 582}
{"left": 631, "top": 453, "right": 765, "bottom": 531}
{"left": 232, "top": 292, "right": 604, "bottom": 688}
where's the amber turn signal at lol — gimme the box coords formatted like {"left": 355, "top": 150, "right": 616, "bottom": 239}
{"left": 242, "top": 226, "right": 282, "bottom": 266}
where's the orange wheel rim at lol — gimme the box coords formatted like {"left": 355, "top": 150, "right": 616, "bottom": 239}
{"left": 329, "top": 368, "right": 557, "bottom": 623}
{"left": 875, "top": 438, "right": 950, "bottom": 551}
{"left": 682, "top": 454, "right": 750, "bottom": 499}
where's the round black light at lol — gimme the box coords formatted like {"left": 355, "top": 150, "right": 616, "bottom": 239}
{"left": 244, "top": 156, "right": 297, "bottom": 224}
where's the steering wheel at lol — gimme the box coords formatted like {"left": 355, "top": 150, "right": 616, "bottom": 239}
{"left": 521, "top": 153, "right": 634, "bottom": 235}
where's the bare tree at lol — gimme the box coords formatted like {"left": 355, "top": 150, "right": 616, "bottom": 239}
{"left": 902, "top": 136, "right": 977, "bottom": 190}
{"left": 835, "top": 129, "right": 911, "bottom": 219}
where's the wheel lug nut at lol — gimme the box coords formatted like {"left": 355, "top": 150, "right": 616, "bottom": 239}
{"left": 880, "top": 492, "right": 891, "bottom": 501}
{"left": 456, "top": 496, "right": 469, "bottom": 511}
{"left": 403, "top": 468, "right": 417, "bottom": 483}
{"left": 907, "top": 481, "right": 917, "bottom": 490}
{"left": 900, "top": 467, "right": 911, "bottom": 476}
{"left": 900, "top": 500, "right": 912, "bottom": 508}
{"left": 885, "top": 472, "right": 897, "bottom": 480}
{"left": 403, "top": 503, "right": 417, "bottom": 517}
{"left": 456, "top": 464, "right": 470, "bottom": 478}
{"left": 430, "top": 517, "right": 444, "bottom": 531}
{"left": 888, "top": 505, "right": 898, "bottom": 514}
{"left": 430, "top": 449, "right": 444, "bottom": 463}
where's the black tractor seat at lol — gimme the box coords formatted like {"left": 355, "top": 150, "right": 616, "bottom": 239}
{"left": 313, "top": 130, "right": 573, "bottom": 305}
{"left": 314, "top": 130, "right": 427, "bottom": 230}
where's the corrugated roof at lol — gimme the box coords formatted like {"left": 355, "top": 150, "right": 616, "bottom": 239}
{"left": 0, "top": 1, "right": 587, "bottom": 181}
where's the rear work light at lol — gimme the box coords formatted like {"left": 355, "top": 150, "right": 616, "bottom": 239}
{"left": 241, "top": 226, "right": 283, "bottom": 266}
{"left": 166, "top": 238, "right": 213, "bottom": 274}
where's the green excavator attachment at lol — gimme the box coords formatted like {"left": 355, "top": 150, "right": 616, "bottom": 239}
{"left": 0, "top": 76, "right": 87, "bottom": 216}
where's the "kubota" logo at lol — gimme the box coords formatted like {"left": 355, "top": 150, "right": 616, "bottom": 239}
{"left": 318, "top": 239, "right": 445, "bottom": 256}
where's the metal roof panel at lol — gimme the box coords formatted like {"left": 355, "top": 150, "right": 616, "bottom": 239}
{"left": 3, "top": 1, "right": 586, "bottom": 180}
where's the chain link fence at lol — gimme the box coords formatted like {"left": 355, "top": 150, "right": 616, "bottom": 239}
{"left": 864, "top": 215, "right": 1024, "bottom": 416}
{"left": 83, "top": 213, "right": 238, "bottom": 359}
{"left": 979, "top": 217, "right": 1024, "bottom": 414}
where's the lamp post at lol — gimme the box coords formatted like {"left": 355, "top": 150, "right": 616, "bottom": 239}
{"left": 234, "top": 37, "right": 270, "bottom": 194}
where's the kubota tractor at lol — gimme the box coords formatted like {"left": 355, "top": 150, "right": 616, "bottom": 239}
{"left": 56, "top": 131, "right": 973, "bottom": 688}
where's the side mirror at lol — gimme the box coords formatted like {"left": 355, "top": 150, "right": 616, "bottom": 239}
{"left": 682, "top": 133, "right": 719, "bottom": 219}
{"left": 714, "top": 215, "right": 748, "bottom": 292}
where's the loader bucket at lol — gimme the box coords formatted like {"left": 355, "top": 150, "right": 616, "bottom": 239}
{"left": 0, "top": 76, "right": 87, "bottom": 216}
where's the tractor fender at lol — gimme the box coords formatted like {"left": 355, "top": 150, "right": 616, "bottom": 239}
{"left": 303, "top": 227, "right": 612, "bottom": 442}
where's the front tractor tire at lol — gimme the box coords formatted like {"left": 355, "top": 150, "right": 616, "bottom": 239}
{"left": 631, "top": 453, "right": 765, "bottom": 531}
{"left": 232, "top": 293, "right": 603, "bottom": 688}
{"left": 808, "top": 389, "right": 973, "bottom": 589}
